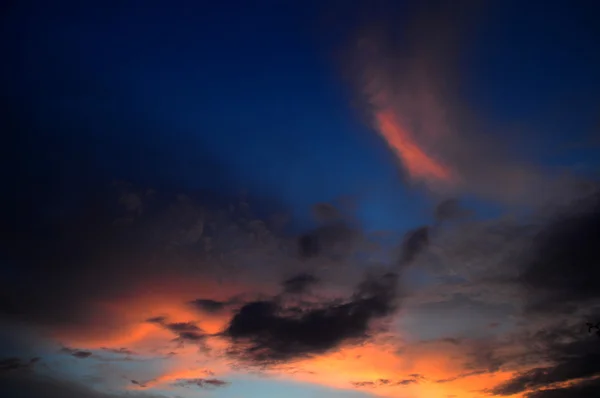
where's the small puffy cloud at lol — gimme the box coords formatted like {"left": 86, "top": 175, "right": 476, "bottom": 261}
{"left": 171, "top": 378, "right": 229, "bottom": 388}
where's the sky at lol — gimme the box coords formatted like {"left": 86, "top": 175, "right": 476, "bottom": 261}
{"left": 2, "top": 1, "right": 600, "bottom": 398}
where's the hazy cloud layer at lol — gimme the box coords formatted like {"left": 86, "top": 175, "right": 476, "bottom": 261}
{"left": 344, "top": 0, "right": 586, "bottom": 205}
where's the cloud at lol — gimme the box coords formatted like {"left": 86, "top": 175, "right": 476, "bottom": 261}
{"left": 351, "top": 375, "right": 424, "bottom": 388}
{"left": 213, "top": 209, "right": 432, "bottom": 366}
{"left": 282, "top": 274, "right": 319, "bottom": 295}
{"left": 420, "top": 190, "right": 600, "bottom": 396}
{"left": 434, "top": 199, "right": 471, "bottom": 223}
{"left": 0, "top": 373, "right": 166, "bottom": 398}
{"left": 146, "top": 317, "right": 206, "bottom": 343}
{"left": 398, "top": 226, "right": 429, "bottom": 265}
{"left": 516, "top": 193, "right": 600, "bottom": 314}
{"left": 524, "top": 378, "right": 600, "bottom": 398}
{"left": 486, "top": 328, "right": 600, "bottom": 396}
{"left": 0, "top": 357, "right": 39, "bottom": 373}
{"left": 60, "top": 347, "right": 93, "bottom": 359}
{"left": 130, "top": 379, "right": 147, "bottom": 388}
{"left": 189, "top": 299, "right": 230, "bottom": 314}
{"left": 223, "top": 271, "right": 400, "bottom": 364}
{"left": 0, "top": 185, "right": 298, "bottom": 343}
{"left": 343, "top": 0, "right": 580, "bottom": 204}
{"left": 297, "top": 221, "right": 358, "bottom": 260}
{"left": 171, "top": 378, "right": 229, "bottom": 388}
{"left": 312, "top": 203, "right": 341, "bottom": 223}
{"left": 100, "top": 347, "right": 136, "bottom": 356}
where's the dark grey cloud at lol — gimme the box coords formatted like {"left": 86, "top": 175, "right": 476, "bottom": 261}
{"left": 100, "top": 347, "right": 136, "bottom": 356}
{"left": 298, "top": 233, "right": 320, "bottom": 259}
{"left": 189, "top": 299, "right": 230, "bottom": 314}
{"left": 60, "top": 347, "right": 93, "bottom": 359}
{"left": 491, "top": 357, "right": 600, "bottom": 395}
{"left": 0, "top": 357, "right": 39, "bottom": 373}
{"left": 351, "top": 381, "right": 376, "bottom": 388}
{"left": 131, "top": 380, "right": 147, "bottom": 388}
{"left": 486, "top": 319, "right": 600, "bottom": 397}
{"left": 517, "top": 193, "right": 600, "bottom": 314}
{"left": 146, "top": 316, "right": 167, "bottom": 324}
{"left": 398, "top": 226, "right": 429, "bottom": 265}
{"left": 282, "top": 274, "right": 319, "bottom": 295}
{"left": 146, "top": 318, "right": 206, "bottom": 343}
{"left": 171, "top": 378, "right": 229, "bottom": 389}
{"left": 223, "top": 271, "right": 399, "bottom": 364}
{"left": 434, "top": 199, "right": 470, "bottom": 223}
{"left": 488, "top": 351, "right": 600, "bottom": 396}
{"left": 406, "top": 189, "right": 600, "bottom": 396}
{"left": 297, "top": 221, "right": 357, "bottom": 259}
{"left": 425, "top": 189, "right": 600, "bottom": 309}
{"left": 351, "top": 375, "right": 423, "bottom": 388}
{"left": 222, "top": 220, "right": 431, "bottom": 365}
{"left": 524, "top": 377, "right": 600, "bottom": 398}
{"left": 435, "top": 370, "right": 486, "bottom": 384}
{"left": 312, "top": 203, "right": 341, "bottom": 223}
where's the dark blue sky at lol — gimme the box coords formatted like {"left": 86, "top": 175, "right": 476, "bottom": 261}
{"left": 3, "top": 0, "right": 599, "bottom": 233}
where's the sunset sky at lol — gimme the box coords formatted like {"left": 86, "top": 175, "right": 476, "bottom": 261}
{"left": 2, "top": 1, "right": 600, "bottom": 398}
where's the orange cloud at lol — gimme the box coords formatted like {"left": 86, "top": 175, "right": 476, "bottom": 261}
{"left": 375, "top": 108, "right": 454, "bottom": 187}
{"left": 51, "top": 274, "right": 270, "bottom": 350}
{"left": 237, "top": 339, "right": 521, "bottom": 398}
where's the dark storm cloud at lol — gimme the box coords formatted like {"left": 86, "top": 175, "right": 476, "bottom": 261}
{"left": 223, "top": 271, "right": 399, "bottom": 364}
{"left": 282, "top": 273, "right": 319, "bottom": 294}
{"left": 171, "top": 378, "right": 229, "bottom": 388}
{"left": 517, "top": 193, "right": 600, "bottom": 314}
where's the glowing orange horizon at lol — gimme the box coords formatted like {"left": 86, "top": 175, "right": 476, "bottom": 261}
{"left": 48, "top": 267, "right": 527, "bottom": 398}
